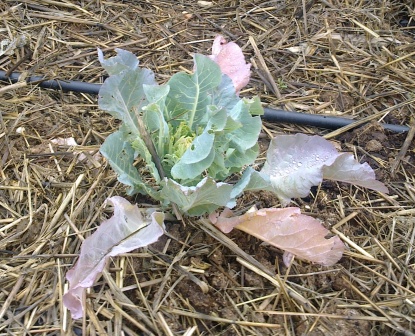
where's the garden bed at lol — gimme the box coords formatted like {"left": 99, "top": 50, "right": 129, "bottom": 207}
{"left": 1, "top": 1, "right": 414, "bottom": 335}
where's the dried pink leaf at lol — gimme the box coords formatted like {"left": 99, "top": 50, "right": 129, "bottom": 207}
{"left": 208, "top": 35, "right": 251, "bottom": 92}
{"left": 63, "top": 196, "right": 164, "bottom": 319}
{"left": 212, "top": 207, "right": 344, "bottom": 266}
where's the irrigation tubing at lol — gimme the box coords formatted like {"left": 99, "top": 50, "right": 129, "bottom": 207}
{"left": 0, "top": 70, "right": 409, "bottom": 133}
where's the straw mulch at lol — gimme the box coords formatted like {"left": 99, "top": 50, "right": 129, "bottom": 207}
{"left": 1, "top": 1, "right": 414, "bottom": 335}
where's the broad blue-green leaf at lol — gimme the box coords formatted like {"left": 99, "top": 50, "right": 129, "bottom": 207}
{"left": 142, "top": 102, "right": 169, "bottom": 137}
{"left": 207, "top": 151, "right": 228, "bottom": 180}
{"left": 206, "top": 105, "right": 228, "bottom": 132}
{"left": 98, "top": 48, "right": 139, "bottom": 75}
{"left": 98, "top": 51, "right": 156, "bottom": 136}
{"left": 225, "top": 144, "right": 259, "bottom": 170}
{"left": 227, "top": 167, "right": 274, "bottom": 207}
{"left": 211, "top": 74, "right": 240, "bottom": 111}
{"left": 142, "top": 103, "right": 169, "bottom": 158}
{"left": 143, "top": 84, "right": 170, "bottom": 107}
{"left": 97, "top": 48, "right": 266, "bottom": 212}
{"left": 206, "top": 105, "right": 241, "bottom": 133}
{"left": 142, "top": 84, "right": 170, "bottom": 157}
{"left": 171, "top": 130, "right": 215, "bottom": 180}
{"left": 209, "top": 76, "right": 262, "bottom": 115}
{"left": 166, "top": 54, "right": 222, "bottom": 129}
{"left": 231, "top": 167, "right": 273, "bottom": 198}
{"left": 130, "top": 132, "right": 161, "bottom": 185}
{"left": 243, "top": 96, "right": 264, "bottom": 116}
{"left": 160, "top": 177, "right": 233, "bottom": 216}
{"left": 100, "top": 130, "right": 144, "bottom": 195}
{"left": 227, "top": 101, "right": 262, "bottom": 151}
{"left": 100, "top": 131, "right": 142, "bottom": 194}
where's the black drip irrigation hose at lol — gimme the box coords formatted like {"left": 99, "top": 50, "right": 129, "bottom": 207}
{"left": 1, "top": 71, "right": 102, "bottom": 95}
{"left": 0, "top": 70, "right": 410, "bottom": 133}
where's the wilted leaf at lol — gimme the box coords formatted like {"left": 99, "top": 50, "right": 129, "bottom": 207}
{"left": 209, "top": 35, "right": 251, "bottom": 92}
{"left": 211, "top": 207, "right": 344, "bottom": 266}
{"left": 262, "top": 134, "right": 388, "bottom": 205}
{"left": 63, "top": 196, "right": 164, "bottom": 319}
{"left": 322, "top": 153, "right": 389, "bottom": 194}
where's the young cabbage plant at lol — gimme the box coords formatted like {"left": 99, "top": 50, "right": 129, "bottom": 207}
{"left": 97, "top": 40, "right": 263, "bottom": 215}
{"left": 64, "top": 36, "right": 388, "bottom": 319}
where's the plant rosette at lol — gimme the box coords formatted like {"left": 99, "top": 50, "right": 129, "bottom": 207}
{"left": 63, "top": 36, "right": 388, "bottom": 319}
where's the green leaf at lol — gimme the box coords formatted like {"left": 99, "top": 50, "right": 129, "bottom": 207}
{"left": 227, "top": 167, "right": 274, "bottom": 208}
{"left": 160, "top": 177, "right": 233, "bottom": 216}
{"left": 143, "top": 83, "right": 170, "bottom": 107}
{"left": 142, "top": 84, "right": 170, "bottom": 157}
{"left": 206, "top": 105, "right": 241, "bottom": 132}
{"left": 243, "top": 96, "right": 264, "bottom": 116}
{"left": 98, "top": 51, "right": 156, "bottom": 136}
{"left": 232, "top": 167, "right": 273, "bottom": 196}
{"left": 225, "top": 143, "right": 259, "bottom": 170}
{"left": 211, "top": 74, "right": 240, "bottom": 111}
{"left": 98, "top": 48, "right": 265, "bottom": 214}
{"left": 206, "top": 105, "right": 228, "bottom": 132}
{"left": 171, "top": 130, "right": 215, "bottom": 181}
{"left": 100, "top": 130, "right": 157, "bottom": 197}
{"left": 166, "top": 54, "right": 222, "bottom": 129}
{"left": 207, "top": 151, "right": 228, "bottom": 180}
{"left": 130, "top": 130, "right": 161, "bottom": 185}
{"left": 227, "top": 100, "right": 262, "bottom": 152}
{"left": 98, "top": 48, "right": 139, "bottom": 75}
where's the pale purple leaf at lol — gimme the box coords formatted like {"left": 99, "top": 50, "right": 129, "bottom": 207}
{"left": 261, "top": 134, "right": 339, "bottom": 205}
{"left": 63, "top": 196, "right": 164, "bottom": 319}
{"left": 322, "top": 153, "right": 389, "bottom": 194}
{"left": 211, "top": 207, "right": 344, "bottom": 266}
{"left": 262, "top": 134, "right": 388, "bottom": 205}
{"left": 208, "top": 35, "right": 251, "bottom": 92}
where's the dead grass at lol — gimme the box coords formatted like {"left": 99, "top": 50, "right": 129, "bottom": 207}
{"left": 1, "top": 1, "right": 414, "bottom": 335}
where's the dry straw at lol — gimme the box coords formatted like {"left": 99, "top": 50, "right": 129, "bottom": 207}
{"left": 1, "top": 0, "right": 414, "bottom": 335}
